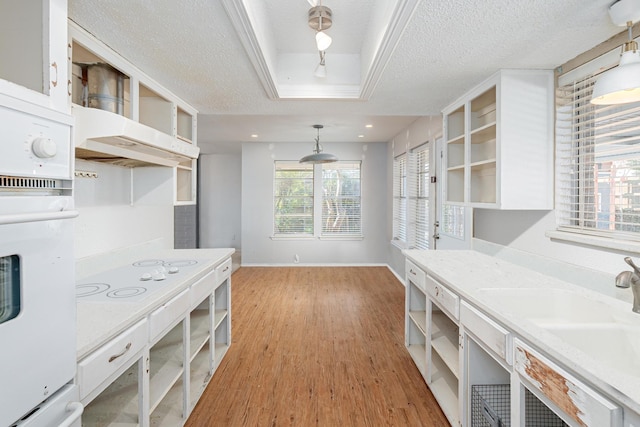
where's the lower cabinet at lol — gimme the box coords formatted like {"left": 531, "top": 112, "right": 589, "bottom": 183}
{"left": 78, "top": 260, "right": 232, "bottom": 426}
{"left": 404, "top": 259, "right": 631, "bottom": 427}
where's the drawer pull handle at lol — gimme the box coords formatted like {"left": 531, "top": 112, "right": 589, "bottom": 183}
{"left": 223, "top": 266, "right": 229, "bottom": 272}
{"left": 435, "top": 286, "right": 440, "bottom": 297}
{"left": 108, "top": 342, "right": 132, "bottom": 362}
{"left": 410, "top": 269, "right": 416, "bottom": 276}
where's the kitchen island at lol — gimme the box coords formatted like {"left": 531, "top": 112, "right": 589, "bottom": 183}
{"left": 75, "top": 247, "right": 234, "bottom": 426}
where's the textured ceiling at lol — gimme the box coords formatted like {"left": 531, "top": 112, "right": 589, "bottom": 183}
{"left": 68, "top": 0, "right": 621, "bottom": 153}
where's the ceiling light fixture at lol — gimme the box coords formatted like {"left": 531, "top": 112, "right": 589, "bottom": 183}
{"left": 308, "top": 2, "right": 332, "bottom": 77}
{"left": 308, "top": 4, "right": 332, "bottom": 50}
{"left": 591, "top": 0, "right": 640, "bottom": 105}
{"left": 299, "top": 124, "right": 338, "bottom": 164}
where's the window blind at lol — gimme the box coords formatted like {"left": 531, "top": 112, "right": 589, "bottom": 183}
{"left": 392, "top": 154, "right": 407, "bottom": 244}
{"left": 273, "top": 162, "right": 314, "bottom": 235}
{"left": 408, "top": 144, "right": 430, "bottom": 249}
{"left": 556, "top": 70, "right": 640, "bottom": 241}
{"left": 321, "top": 162, "right": 362, "bottom": 236}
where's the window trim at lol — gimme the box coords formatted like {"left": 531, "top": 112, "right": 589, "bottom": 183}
{"left": 553, "top": 38, "right": 640, "bottom": 252}
{"left": 272, "top": 160, "right": 363, "bottom": 241}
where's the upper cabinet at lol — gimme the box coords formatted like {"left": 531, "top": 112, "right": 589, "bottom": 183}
{"left": 0, "top": 0, "right": 70, "bottom": 113}
{"left": 443, "top": 70, "right": 554, "bottom": 209}
{"left": 68, "top": 21, "right": 199, "bottom": 204}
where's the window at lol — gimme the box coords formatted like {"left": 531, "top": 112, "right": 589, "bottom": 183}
{"left": 274, "top": 162, "right": 314, "bottom": 236}
{"left": 322, "top": 162, "right": 361, "bottom": 236}
{"left": 273, "top": 161, "right": 362, "bottom": 238}
{"left": 392, "top": 154, "right": 407, "bottom": 245}
{"left": 556, "top": 70, "right": 640, "bottom": 242}
{"left": 408, "top": 144, "right": 430, "bottom": 249}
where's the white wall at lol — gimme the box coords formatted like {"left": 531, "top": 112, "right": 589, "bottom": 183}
{"left": 199, "top": 154, "right": 242, "bottom": 249}
{"left": 474, "top": 209, "right": 633, "bottom": 276}
{"left": 74, "top": 159, "right": 174, "bottom": 259}
{"left": 241, "top": 140, "right": 388, "bottom": 265}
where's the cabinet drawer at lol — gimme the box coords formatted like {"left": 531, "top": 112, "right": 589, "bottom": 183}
{"left": 514, "top": 339, "right": 622, "bottom": 427}
{"left": 460, "top": 301, "right": 511, "bottom": 364}
{"left": 425, "top": 275, "right": 459, "bottom": 320}
{"left": 190, "top": 269, "right": 215, "bottom": 308}
{"left": 216, "top": 257, "right": 232, "bottom": 283}
{"left": 406, "top": 260, "right": 426, "bottom": 291}
{"left": 149, "top": 289, "right": 189, "bottom": 343}
{"left": 77, "top": 319, "right": 147, "bottom": 400}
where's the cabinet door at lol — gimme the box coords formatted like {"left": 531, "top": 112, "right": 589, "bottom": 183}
{"left": 514, "top": 339, "right": 622, "bottom": 427}
{"left": 0, "top": 0, "right": 69, "bottom": 112}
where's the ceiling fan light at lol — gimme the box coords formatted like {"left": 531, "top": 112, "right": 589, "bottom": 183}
{"left": 316, "top": 31, "right": 332, "bottom": 51}
{"left": 592, "top": 50, "right": 640, "bottom": 105}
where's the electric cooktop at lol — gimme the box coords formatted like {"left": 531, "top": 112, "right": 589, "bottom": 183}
{"left": 76, "top": 258, "right": 205, "bottom": 302}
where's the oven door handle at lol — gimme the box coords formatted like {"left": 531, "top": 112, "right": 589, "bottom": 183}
{"left": 0, "top": 210, "right": 79, "bottom": 225}
{"left": 58, "top": 401, "right": 84, "bottom": 427}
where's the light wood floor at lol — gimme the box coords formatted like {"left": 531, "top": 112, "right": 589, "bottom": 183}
{"left": 186, "top": 267, "right": 448, "bottom": 426}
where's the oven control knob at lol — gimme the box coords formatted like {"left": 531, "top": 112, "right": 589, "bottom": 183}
{"left": 140, "top": 273, "right": 152, "bottom": 281}
{"left": 168, "top": 267, "right": 179, "bottom": 274}
{"left": 31, "top": 137, "right": 57, "bottom": 158}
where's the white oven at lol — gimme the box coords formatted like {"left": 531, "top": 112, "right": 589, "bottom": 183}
{"left": 0, "top": 100, "right": 82, "bottom": 427}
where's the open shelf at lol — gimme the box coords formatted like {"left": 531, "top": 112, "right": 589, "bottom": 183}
{"left": 149, "top": 321, "right": 184, "bottom": 413}
{"left": 81, "top": 361, "right": 140, "bottom": 426}
{"left": 431, "top": 311, "right": 460, "bottom": 379}
{"left": 447, "top": 169, "right": 465, "bottom": 203}
{"left": 430, "top": 350, "right": 460, "bottom": 427}
{"left": 446, "top": 106, "right": 465, "bottom": 142}
{"left": 214, "top": 316, "right": 230, "bottom": 362}
{"left": 470, "top": 87, "right": 496, "bottom": 131}
{"left": 139, "top": 84, "right": 172, "bottom": 135}
{"left": 150, "top": 378, "right": 184, "bottom": 427}
{"left": 189, "top": 341, "right": 212, "bottom": 412}
{"left": 177, "top": 107, "right": 194, "bottom": 143}
{"left": 447, "top": 141, "right": 465, "bottom": 169}
{"left": 190, "top": 307, "right": 210, "bottom": 360}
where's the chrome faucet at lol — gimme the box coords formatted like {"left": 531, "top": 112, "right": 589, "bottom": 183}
{"left": 615, "top": 257, "right": 640, "bottom": 314}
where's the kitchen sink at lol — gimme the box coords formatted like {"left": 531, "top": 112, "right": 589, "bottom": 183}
{"left": 477, "top": 287, "right": 640, "bottom": 377}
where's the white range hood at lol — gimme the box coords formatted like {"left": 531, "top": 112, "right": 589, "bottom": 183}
{"left": 73, "top": 105, "right": 199, "bottom": 167}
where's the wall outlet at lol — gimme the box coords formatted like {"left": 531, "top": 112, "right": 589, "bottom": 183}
{"left": 294, "top": 254, "right": 300, "bottom": 263}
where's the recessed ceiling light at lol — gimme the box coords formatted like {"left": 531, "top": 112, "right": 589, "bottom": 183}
{"left": 251, "top": 134, "right": 258, "bottom": 138}
{"left": 358, "top": 134, "right": 365, "bottom": 138}
{"left": 365, "top": 124, "right": 373, "bottom": 128}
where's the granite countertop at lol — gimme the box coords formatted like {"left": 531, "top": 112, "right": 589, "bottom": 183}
{"left": 403, "top": 249, "right": 640, "bottom": 414}
{"left": 76, "top": 248, "right": 234, "bottom": 360}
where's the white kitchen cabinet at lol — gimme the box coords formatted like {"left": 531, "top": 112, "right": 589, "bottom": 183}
{"left": 405, "top": 260, "right": 461, "bottom": 426}
{"left": 68, "top": 21, "right": 199, "bottom": 205}
{"left": 0, "top": 0, "right": 70, "bottom": 113}
{"left": 403, "top": 255, "right": 633, "bottom": 427}
{"left": 442, "top": 69, "right": 553, "bottom": 209}
{"left": 213, "top": 259, "right": 232, "bottom": 367}
{"left": 514, "top": 339, "right": 622, "bottom": 427}
{"left": 77, "top": 256, "right": 233, "bottom": 426}
{"left": 78, "top": 319, "right": 149, "bottom": 426}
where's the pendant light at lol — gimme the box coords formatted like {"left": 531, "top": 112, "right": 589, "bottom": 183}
{"left": 591, "top": 0, "right": 640, "bottom": 105}
{"left": 299, "top": 124, "right": 338, "bottom": 164}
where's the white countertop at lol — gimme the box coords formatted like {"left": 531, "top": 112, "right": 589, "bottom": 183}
{"left": 403, "top": 249, "right": 640, "bottom": 414}
{"left": 76, "top": 248, "right": 234, "bottom": 360}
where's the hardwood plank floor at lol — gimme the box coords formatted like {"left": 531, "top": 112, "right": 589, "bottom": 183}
{"left": 186, "top": 267, "right": 448, "bottom": 426}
